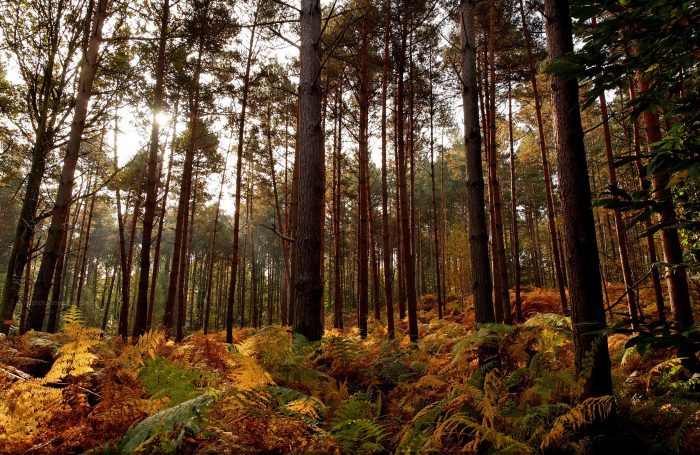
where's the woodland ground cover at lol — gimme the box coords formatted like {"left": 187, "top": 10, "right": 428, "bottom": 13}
{"left": 1, "top": 288, "right": 698, "bottom": 454}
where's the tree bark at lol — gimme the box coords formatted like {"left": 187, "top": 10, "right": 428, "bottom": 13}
{"left": 134, "top": 0, "right": 170, "bottom": 338}
{"left": 381, "top": 0, "right": 394, "bottom": 338}
{"left": 636, "top": 72, "right": 693, "bottom": 331}
{"left": 27, "top": 0, "right": 109, "bottom": 331}
{"left": 428, "top": 49, "right": 443, "bottom": 319}
{"left": 519, "top": 0, "right": 568, "bottom": 314}
{"left": 627, "top": 81, "right": 666, "bottom": 323}
{"left": 293, "top": 0, "right": 325, "bottom": 341}
{"left": 226, "top": 10, "right": 258, "bottom": 342}
{"left": 460, "top": 0, "right": 494, "bottom": 325}
{"left": 508, "top": 80, "right": 522, "bottom": 322}
{"left": 356, "top": 14, "right": 370, "bottom": 338}
{"left": 164, "top": 28, "right": 204, "bottom": 337}
{"left": 0, "top": 8, "right": 61, "bottom": 334}
{"left": 598, "top": 86, "right": 639, "bottom": 330}
{"left": 544, "top": 0, "right": 612, "bottom": 397}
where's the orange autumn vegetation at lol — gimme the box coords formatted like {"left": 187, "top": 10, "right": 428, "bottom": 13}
{"left": 1, "top": 290, "right": 699, "bottom": 454}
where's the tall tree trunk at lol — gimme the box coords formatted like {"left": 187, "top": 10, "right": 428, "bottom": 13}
{"left": 636, "top": 73, "right": 693, "bottom": 331}
{"left": 47, "top": 202, "right": 71, "bottom": 333}
{"left": 356, "top": 14, "right": 370, "bottom": 338}
{"left": 102, "top": 265, "right": 118, "bottom": 331}
{"left": 428, "top": 49, "right": 443, "bottom": 319}
{"left": 486, "top": 2, "right": 511, "bottom": 324}
{"left": 395, "top": 15, "right": 419, "bottom": 342}
{"left": 18, "top": 236, "right": 33, "bottom": 334}
{"left": 75, "top": 170, "right": 99, "bottom": 308}
{"left": 0, "top": 8, "right": 61, "bottom": 333}
{"left": 369, "top": 202, "right": 381, "bottom": 321}
{"left": 226, "top": 11, "right": 258, "bottom": 343}
{"left": 544, "top": 0, "right": 612, "bottom": 397}
{"left": 204, "top": 147, "right": 230, "bottom": 335}
{"left": 508, "top": 80, "right": 523, "bottom": 322}
{"left": 460, "top": 0, "right": 494, "bottom": 325}
{"left": 627, "top": 81, "right": 666, "bottom": 323}
{"left": 519, "top": 0, "right": 568, "bottom": 314}
{"left": 333, "top": 87, "right": 344, "bottom": 329}
{"left": 164, "top": 30, "right": 205, "bottom": 337}
{"left": 134, "top": 0, "right": 170, "bottom": 338}
{"left": 597, "top": 82, "right": 639, "bottom": 330}
{"left": 26, "top": 0, "right": 109, "bottom": 331}
{"left": 293, "top": 0, "right": 324, "bottom": 341}
{"left": 381, "top": 0, "right": 394, "bottom": 338}
{"left": 148, "top": 98, "right": 179, "bottom": 331}
{"left": 70, "top": 174, "right": 92, "bottom": 307}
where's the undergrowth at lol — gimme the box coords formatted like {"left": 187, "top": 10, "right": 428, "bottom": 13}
{"left": 0, "top": 290, "right": 699, "bottom": 454}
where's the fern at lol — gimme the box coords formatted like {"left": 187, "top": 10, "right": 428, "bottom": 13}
{"left": 138, "top": 357, "right": 215, "bottom": 406}
{"left": 43, "top": 306, "right": 101, "bottom": 383}
{"left": 117, "top": 393, "right": 214, "bottom": 453}
{"left": 330, "top": 418, "right": 389, "bottom": 454}
{"left": 541, "top": 395, "right": 615, "bottom": 449}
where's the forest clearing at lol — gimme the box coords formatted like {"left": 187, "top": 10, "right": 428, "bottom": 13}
{"left": 0, "top": 0, "right": 698, "bottom": 453}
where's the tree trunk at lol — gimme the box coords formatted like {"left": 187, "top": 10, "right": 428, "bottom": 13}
{"left": 165, "top": 30, "right": 205, "bottom": 337}
{"left": 636, "top": 73, "right": 693, "bottom": 331}
{"left": 486, "top": 3, "right": 511, "bottom": 324}
{"left": 333, "top": 87, "right": 344, "bottom": 329}
{"left": 598, "top": 85, "right": 639, "bottom": 330}
{"left": 26, "top": 0, "right": 109, "bottom": 331}
{"left": 519, "top": 0, "right": 568, "bottom": 314}
{"left": 356, "top": 14, "right": 370, "bottom": 338}
{"left": 544, "top": 0, "right": 612, "bottom": 397}
{"left": 381, "top": 0, "right": 394, "bottom": 338}
{"left": 428, "top": 49, "right": 443, "bottom": 319}
{"left": 134, "top": 0, "right": 170, "bottom": 338}
{"left": 226, "top": 11, "right": 258, "bottom": 342}
{"left": 508, "top": 80, "right": 522, "bottom": 322}
{"left": 460, "top": 0, "right": 494, "bottom": 325}
{"left": 75, "top": 171, "right": 99, "bottom": 309}
{"left": 627, "top": 81, "right": 666, "bottom": 323}
{"left": 0, "top": 10, "right": 61, "bottom": 333}
{"left": 102, "top": 264, "right": 117, "bottom": 331}
{"left": 293, "top": 0, "right": 324, "bottom": 341}
{"left": 395, "top": 16, "right": 419, "bottom": 342}
{"left": 148, "top": 98, "right": 179, "bottom": 330}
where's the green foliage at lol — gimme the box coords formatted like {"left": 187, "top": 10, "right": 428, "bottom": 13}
{"left": 138, "top": 357, "right": 215, "bottom": 406}
{"left": 117, "top": 393, "right": 214, "bottom": 453}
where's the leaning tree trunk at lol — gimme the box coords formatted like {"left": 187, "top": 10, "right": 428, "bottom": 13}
{"left": 460, "top": 0, "right": 494, "bottom": 325}
{"left": 544, "top": 0, "right": 612, "bottom": 398}
{"left": 134, "top": 0, "right": 170, "bottom": 338}
{"left": 293, "top": 0, "right": 325, "bottom": 341}
{"left": 26, "top": 0, "right": 109, "bottom": 331}
{"left": 0, "top": 11, "right": 61, "bottom": 334}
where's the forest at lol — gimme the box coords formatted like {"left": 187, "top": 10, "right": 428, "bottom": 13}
{"left": 0, "top": 0, "right": 698, "bottom": 453}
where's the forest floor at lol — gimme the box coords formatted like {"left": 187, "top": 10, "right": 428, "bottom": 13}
{"left": 1, "top": 287, "right": 699, "bottom": 454}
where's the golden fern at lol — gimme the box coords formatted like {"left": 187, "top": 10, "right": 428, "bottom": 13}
{"left": 44, "top": 306, "right": 101, "bottom": 383}
{"left": 541, "top": 395, "right": 615, "bottom": 449}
